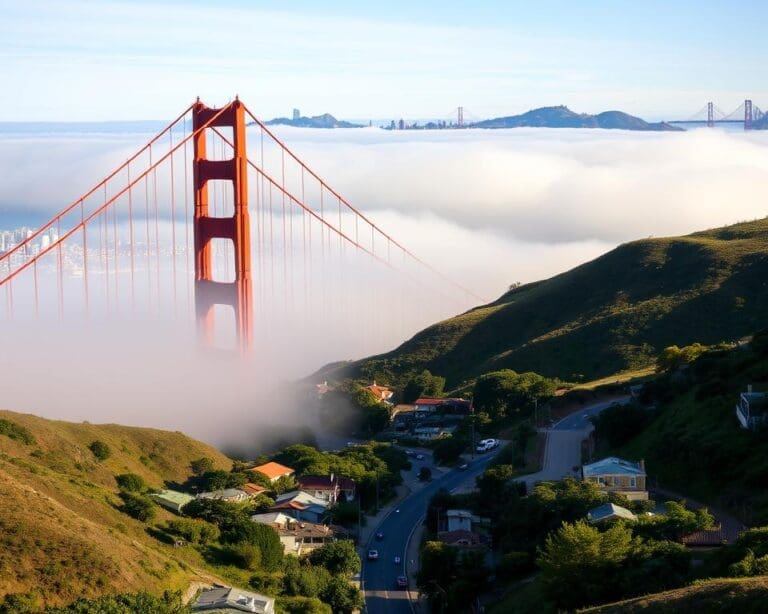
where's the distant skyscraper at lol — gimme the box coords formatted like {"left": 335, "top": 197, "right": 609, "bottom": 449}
{"left": 292, "top": 108, "right": 300, "bottom": 121}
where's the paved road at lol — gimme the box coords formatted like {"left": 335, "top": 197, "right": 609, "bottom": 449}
{"left": 362, "top": 448, "right": 502, "bottom": 614}
{"left": 521, "top": 397, "right": 629, "bottom": 489}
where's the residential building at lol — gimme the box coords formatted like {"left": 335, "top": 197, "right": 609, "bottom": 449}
{"left": 297, "top": 474, "right": 356, "bottom": 504}
{"left": 445, "top": 509, "right": 488, "bottom": 533}
{"left": 582, "top": 456, "right": 649, "bottom": 501}
{"left": 366, "top": 381, "right": 394, "bottom": 403}
{"left": 413, "top": 397, "right": 471, "bottom": 415}
{"left": 197, "top": 488, "right": 250, "bottom": 503}
{"left": 251, "top": 511, "right": 340, "bottom": 556}
{"left": 437, "top": 530, "right": 486, "bottom": 548}
{"left": 736, "top": 386, "right": 768, "bottom": 430}
{"left": 192, "top": 585, "right": 275, "bottom": 614}
{"left": 149, "top": 489, "right": 194, "bottom": 513}
{"left": 250, "top": 461, "right": 295, "bottom": 483}
{"left": 241, "top": 483, "right": 268, "bottom": 497}
{"left": 272, "top": 490, "right": 329, "bottom": 523}
{"left": 587, "top": 503, "right": 637, "bottom": 524}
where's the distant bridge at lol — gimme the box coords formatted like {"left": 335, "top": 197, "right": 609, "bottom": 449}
{"left": 673, "top": 100, "right": 764, "bottom": 129}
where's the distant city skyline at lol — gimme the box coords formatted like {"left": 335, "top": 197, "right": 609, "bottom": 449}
{"left": 2, "top": 0, "right": 768, "bottom": 122}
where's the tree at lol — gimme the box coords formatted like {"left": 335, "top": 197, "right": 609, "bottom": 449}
{"left": 432, "top": 437, "right": 465, "bottom": 465}
{"left": 44, "top": 591, "right": 188, "bottom": 613}
{"left": 0, "top": 592, "right": 40, "bottom": 613}
{"left": 538, "top": 520, "right": 634, "bottom": 610}
{"left": 228, "top": 542, "right": 262, "bottom": 570}
{"left": 115, "top": 473, "right": 146, "bottom": 492}
{"left": 190, "top": 457, "right": 215, "bottom": 476}
{"left": 221, "top": 522, "right": 284, "bottom": 571}
{"left": 200, "top": 469, "right": 247, "bottom": 491}
{"left": 401, "top": 370, "right": 445, "bottom": 404}
{"left": 473, "top": 370, "right": 556, "bottom": 421}
{"left": 318, "top": 575, "right": 363, "bottom": 614}
{"left": 277, "top": 596, "right": 332, "bottom": 614}
{"left": 283, "top": 558, "right": 333, "bottom": 598}
{"left": 308, "top": 540, "right": 361, "bottom": 576}
{"left": 418, "top": 467, "right": 432, "bottom": 481}
{"left": 163, "top": 518, "right": 220, "bottom": 544}
{"left": 118, "top": 491, "right": 156, "bottom": 522}
{"left": 88, "top": 440, "right": 111, "bottom": 461}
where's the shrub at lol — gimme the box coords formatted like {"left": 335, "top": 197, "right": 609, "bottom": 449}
{"left": 88, "top": 440, "right": 111, "bottom": 461}
{"left": 277, "top": 596, "right": 332, "bottom": 614}
{"left": 228, "top": 542, "right": 262, "bottom": 570}
{"left": 163, "top": 518, "right": 220, "bottom": 544}
{"left": 115, "top": 473, "right": 146, "bottom": 492}
{"left": 118, "top": 491, "right": 156, "bottom": 522}
{"left": 190, "top": 457, "right": 215, "bottom": 476}
{"left": 0, "top": 419, "right": 35, "bottom": 445}
{"left": 418, "top": 467, "right": 432, "bottom": 481}
{"left": 0, "top": 591, "right": 41, "bottom": 613}
{"left": 432, "top": 437, "right": 465, "bottom": 465}
{"left": 308, "top": 540, "right": 361, "bottom": 576}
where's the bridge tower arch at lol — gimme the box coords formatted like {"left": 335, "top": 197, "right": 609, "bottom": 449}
{"left": 192, "top": 99, "right": 253, "bottom": 352}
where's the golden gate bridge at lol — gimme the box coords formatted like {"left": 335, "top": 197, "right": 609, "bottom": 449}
{"left": 674, "top": 99, "right": 765, "bottom": 129}
{"left": 0, "top": 99, "right": 486, "bottom": 355}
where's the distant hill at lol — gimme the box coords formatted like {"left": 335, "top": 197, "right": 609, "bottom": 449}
{"left": 264, "top": 113, "right": 363, "bottom": 128}
{"left": 0, "top": 410, "right": 232, "bottom": 607}
{"left": 473, "top": 106, "right": 682, "bottom": 131}
{"left": 319, "top": 218, "right": 768, "bottom": 389}
{"left": 583, "top": 576, "right": 768, "bottom": 613}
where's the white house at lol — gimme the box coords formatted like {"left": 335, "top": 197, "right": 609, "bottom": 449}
{"left": 193, "top": 586, "right": 274, "bottom": 614}
{"left": 736, "top": 386, "right": 768, "bottom": 430}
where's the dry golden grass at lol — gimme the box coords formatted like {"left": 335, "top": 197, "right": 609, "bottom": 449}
{"left": 0, "top": 409, "right": 233, "bottom": 608}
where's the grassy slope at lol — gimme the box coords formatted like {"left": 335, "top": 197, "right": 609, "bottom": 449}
{"left": 0, "top": 409, "right": 233, "bottom": 608}
{"left": 582, "top": 577, "right": 768, "bottom": 613}
{"left": 329, "top": 218, "right": 768, "bottom": 388}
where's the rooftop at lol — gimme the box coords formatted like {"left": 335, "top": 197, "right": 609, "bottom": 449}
{"left": 149, "top": 489, "right": 194, "bottom": 506}
{"left": 583, "top": 456, "right": 645, "bottom": 477}
{"left": 250, "top": 461, "right": 294, "bottom": 480}
{"left": 192, "top": 586, "right": 274, "bottom": 614}
{"left": 197, "top": 488, "right": 248, "bottom": 500}
{"left": 242, "top": 483, "right": 267, "bottom": 495}
{"left": 587, "top": 503, "right": 637, "bottom": 523}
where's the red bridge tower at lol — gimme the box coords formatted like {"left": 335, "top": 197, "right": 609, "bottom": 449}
{"left": 192, "top": 99, "right": 253, "bottom": 352}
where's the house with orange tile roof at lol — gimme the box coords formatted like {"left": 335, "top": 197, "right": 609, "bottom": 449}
{"left": 250, "top": 461, "right": 295, "bottom": 483}
{"left": 366, "top": 381, "right": 394, "bottom": 404}
{"left": 242, "top": 482, "right": 268, "bottom": 496}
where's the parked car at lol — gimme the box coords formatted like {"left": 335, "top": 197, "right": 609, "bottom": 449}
{"left": 405, "top": 450, "right": 415, "bottom": 456}
{"left": 476, "top": 438, "right": 499, "bottom": 453}
{"left": 458, "top": 463, "right": 468, "bottom": 471}
{"left": 416, "top": 454, "right": 425, "bottom": 461}
{"left": 375, "top": 531, "right": 384, "bottom": 540}
{"left": 367, "top": 549, "right": 379, "bottom": 561}
{"left": 394, "top": 556, "right": 401, "bottom": 565}
{"left": 396, "top": 575, "right": 408, "bottom": 588}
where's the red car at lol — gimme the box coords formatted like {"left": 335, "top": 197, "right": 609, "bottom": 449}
{"left": 396, "top": 575, "right": 408, "bottom": 588}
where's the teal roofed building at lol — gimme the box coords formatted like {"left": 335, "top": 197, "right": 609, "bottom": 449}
{"left": 582, "top": 456, "right": 648, "bottom": 501}
{"left": 587, "top": 503, "right": 637, "bottom": 524}
{"left": 149, "top": 489, "right": 194, "bottom": 513}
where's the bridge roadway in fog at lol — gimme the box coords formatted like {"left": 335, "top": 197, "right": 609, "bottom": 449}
{"left": 361, "top": 396, "right": 630, "bottom": 613}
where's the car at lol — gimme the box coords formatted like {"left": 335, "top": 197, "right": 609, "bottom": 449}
{"left": 476, "top": 438, "right": 499, "bottom": 453}
{"left": 394, "top": 556, "right": 401, "bottom": 565}
{"left": 458, "top": 463, "right": 468, "bottom": 471}
{"left": 416, "top": 454, "right": 425, "bottom": 460}
{"left": 405, "top": 450, "right": 415, "bottom": 456}
{"left": 367, "top": 549, "right": 379, "bottom": 561}
{"left": 396, "top": 575, "right": 408, "bottom": 588}
{"left": 375, "top": 531, "right": 384, "bottom": 540}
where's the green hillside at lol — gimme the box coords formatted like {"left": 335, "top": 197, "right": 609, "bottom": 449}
{"left": 0, "top": 409, "right": 233, "bottom": 609}
{"left": 582, "top": 576, "right": 768, "bottom": 613}
{"left": 329, "top": 218, "right": 768, "bottom": 389}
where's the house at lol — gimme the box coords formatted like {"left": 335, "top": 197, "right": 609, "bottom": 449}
{"left": 250, "top": 461, "right": 295, "bottom": 483}
{"left": 316, "top": 381, "right": 331, "bottom": 397}
{"left": 437, "top": 529, "right": 486, "bottom": 548}
{"left": 587, "top": 503, "right": 637, "bottom": 524}
{"left": 251, "top": 511, "right": 340, "bottom": 556}
{"left": 297, "top": 474, "right": 356, "bottom": 504}
{"left": 413, "top": 398, "right": 471, "bottom": 415}
{"left": 241, "top": 483, "right": 268, "bottom": 497}
{"left": 271, "top": 490, "right": 329, "bottom": 523}
{"left": 192, "top": 585, "right": 275, "bottom": 614}
{"left": 149, "top": 489, "right": 194, "bottom": 513}
{"left": 366, "top": 381, "right": 394, "bottom": 404}
{"left": 197, "top": 488, "right": 250, "bottom": 503}
{"left": 582, "top": 456, "right": 649, "bottom": 501}
{"left": 736, "top": 386, "right": 768, "bottom": 430}
{"left": 445, "top": 509, "right": 488, "bottom": 533}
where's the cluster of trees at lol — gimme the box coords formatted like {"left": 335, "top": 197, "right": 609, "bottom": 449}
{"left": 418, "top": 541, "right": 488, "bottom": 612}
{"left": 401, "top": 370, "right": 445, "bottom": 403}
{"left": 656, "top": 342, "right": 708, "bottom": 372}
{"left": 319, "top": 381, "right": 390, "bottom": 435}
{"left": 0, "top": 418, "right": 36, "bottom": 445}
{"left": 472, "top": 370, "right": 557, "bottom": 425}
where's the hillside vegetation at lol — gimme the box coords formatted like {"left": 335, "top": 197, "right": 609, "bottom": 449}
{"left": 473, "top": 105, "right": 681, "bottom": 131}
{"left": 0, "top": 409, "right": 232, "bottom": 609}
{"left": 328, "top": 218, "right": 768, "bottom": 389}
{"left": 583, "top": 576, "right": 768, "bottom": 613}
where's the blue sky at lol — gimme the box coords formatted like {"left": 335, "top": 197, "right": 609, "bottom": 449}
{"left": 1, "top": 0, "right": 767, "bottom": 121}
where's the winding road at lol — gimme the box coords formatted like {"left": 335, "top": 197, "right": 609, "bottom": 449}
{"left": 362, "top": 396, "right": 628, "bottom": 613}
